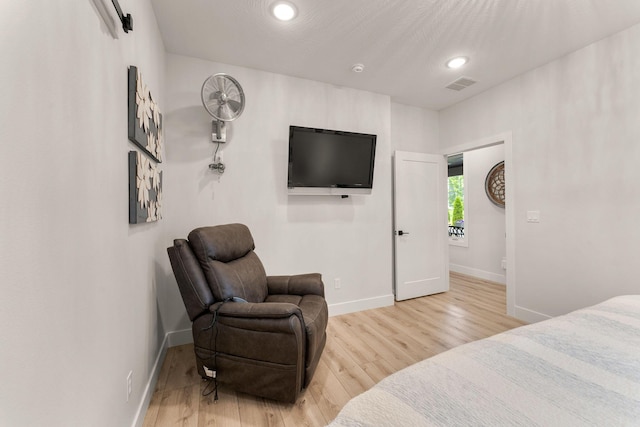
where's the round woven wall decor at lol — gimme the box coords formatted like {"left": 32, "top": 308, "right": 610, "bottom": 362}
{"left": 485, "top": 161, "right": 505, "bottom": 207}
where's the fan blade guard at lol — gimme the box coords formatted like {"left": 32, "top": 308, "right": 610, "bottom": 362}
{"left": 201, "top": 73, "right": 245, "bottom": 121}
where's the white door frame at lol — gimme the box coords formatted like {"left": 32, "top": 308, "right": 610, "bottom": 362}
{"left": 439, "top": 131, "right": 515, "bottom": 316}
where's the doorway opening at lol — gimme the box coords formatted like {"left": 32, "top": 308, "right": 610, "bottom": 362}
{"left": 441, "top": 131, "right": 514, "bottom": 316}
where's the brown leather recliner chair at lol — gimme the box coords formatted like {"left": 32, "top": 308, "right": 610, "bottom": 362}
{"left": 167, "top": 223, "right": 328, "bottom": 403}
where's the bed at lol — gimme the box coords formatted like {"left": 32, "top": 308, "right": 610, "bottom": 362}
{"left": 328, "top": 295, "right": 640, "bottom": 426}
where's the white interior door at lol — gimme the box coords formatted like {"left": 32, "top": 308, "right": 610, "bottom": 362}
{"left": 394, "top": 151, "right": 449, "bottom": 301}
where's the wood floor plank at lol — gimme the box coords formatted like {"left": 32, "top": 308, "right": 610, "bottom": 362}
{"left": 143, "top": 346, "right": 177, "bottom": 426}
{"left": 276, "top": 391, "right": 328, "bottom": 427}
{"left": 360, "top": 358, "right": 396, "bottom": 384}
{"left": 236, "top": 393, "right": 285, "bottom": 426}
{"left": 347, "top": 311, "right": 422, "bottom": 369}
{"left": 197, "top": 386, "right": 242, "bottom": 427}
{"left": 154, "top": 384, "right": 200, "bottom": 427}
{"left": 322, "top": 335, "right": 376, "bottom": 397}
{"left": 163, "top": 344, "right": 201, "bottom": 392}
{"left": 363, "top": 308, "right": 436, "bottom": 361}
{"left": 142, "top": 386, "right": 163, "bottom": 427}
{"left": 307, "top": 358, "right": 352, "bottom": 422}
{"left": 155, "top": 347, "right": 175, "bottom": 392}
{"left": 327, "top": 317, "right": 381, "bottom": 366}
{"left": 145, "top": 273, "right": 526, "bottom": 426}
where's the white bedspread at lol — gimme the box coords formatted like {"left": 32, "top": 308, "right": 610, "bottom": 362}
{"left": 328, "top": 295, "right": 640, "bottom": 426}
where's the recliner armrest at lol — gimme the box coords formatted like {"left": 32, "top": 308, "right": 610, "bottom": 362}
{"left": 267, "top": 273, "right": 325, "bottom": 297}
{"left": 213, "top": 301, "right": 303, "bottom": 319}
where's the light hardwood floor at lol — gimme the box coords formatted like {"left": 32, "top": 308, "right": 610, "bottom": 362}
{"left": 142, "top": 272, "right": 526, "bottom": 427}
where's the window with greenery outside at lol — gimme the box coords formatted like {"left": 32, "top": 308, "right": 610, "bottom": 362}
{"left": 448, "top": 175, "right": 464, "bottom": 227}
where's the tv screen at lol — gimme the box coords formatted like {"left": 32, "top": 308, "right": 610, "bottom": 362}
{"left": 287, "top": 126, "right": 377, "bottom": 195}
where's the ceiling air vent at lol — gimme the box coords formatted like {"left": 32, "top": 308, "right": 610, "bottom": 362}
{"left": 446, "top": 76, "right": 477, "bottom": 91}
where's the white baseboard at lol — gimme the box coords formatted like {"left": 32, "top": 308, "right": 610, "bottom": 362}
{"left": 514, "top": 305, "right": 551, "bottom": 323}
{"left": 167, "top": 328, "right": 193, "bottom": 347}
{"left": 449, "top": 263, "right": 506, "bottom": 284}
{"left": 131, "top": 328, "right": 194, "bottom": 427}
{"left": 131, "top": 334, "right": 169, "bottom": 427}
{"left": 328, "top": 294, "right": 395, "bottom": 316}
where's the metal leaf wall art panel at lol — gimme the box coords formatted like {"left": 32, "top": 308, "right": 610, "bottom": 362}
{"left": 128, "top": 151, "right": 162, "bottom": 224}
{"left": 128, "top": 65, "right": 163, "bottom": 163}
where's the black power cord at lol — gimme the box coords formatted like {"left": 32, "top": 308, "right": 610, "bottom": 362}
{"left": 199, "top": 298, "right": 231, "bottom": 402}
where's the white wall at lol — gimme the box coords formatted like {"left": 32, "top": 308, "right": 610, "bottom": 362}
{"left": 159, "top": 53, "right": 396, "bottom": 334}
{"left": 449, "top": 145, "right": 506, "bottom": 283}
{"left": 440, "top": 22, "right": 640, "bottom": 321}
{"left": 391, "top": 102, "right": 439, "bottom": 153}
{"left": 0, "top": 2, "right": 166, "bottom": 426}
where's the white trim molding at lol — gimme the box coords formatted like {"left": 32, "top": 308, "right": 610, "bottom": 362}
{"left": 328, "top": 294, "right": 395, "bottom": 316}
{"left": 514, "top": 305, "right": 551, "bottom": 324}
{"left": 131, "top": 335, "right": 168, "bottom": 427}
{"left": 449, "top": 263, "right": 505, "bottom": 284}
{"left": 166, "top": 328, "right": 193, "bottom": 347}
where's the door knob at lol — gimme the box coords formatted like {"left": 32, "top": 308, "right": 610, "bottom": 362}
{"left": 397, "top": 230, "right": 409, "bottom": 236}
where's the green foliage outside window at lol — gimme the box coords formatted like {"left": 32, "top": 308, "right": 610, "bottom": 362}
{"left": 448, "top": 175, "right": 464, "bottom": 208}
{"left": 448, "top": 175, "right": 464, "bottom": 226}
{"left": 452, "top": 196, "right": 464, "bottom": 224}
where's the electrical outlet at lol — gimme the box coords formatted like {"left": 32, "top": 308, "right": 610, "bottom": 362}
{"left": 334, "top": 278, "right": 341, "bottom": 289}
{"left": 127, "top": 371, "right": 133, "bottom": 402}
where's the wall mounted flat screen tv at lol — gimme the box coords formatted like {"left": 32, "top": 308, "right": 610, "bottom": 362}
{"left": 287, "top": 126, "right": 377, "bottom": 195}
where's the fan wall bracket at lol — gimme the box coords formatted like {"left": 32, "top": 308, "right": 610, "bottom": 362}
{"left": 212, "top": 120, "right": 227, "bottom": 143}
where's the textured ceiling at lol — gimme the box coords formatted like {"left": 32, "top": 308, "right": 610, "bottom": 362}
{"left": 151, "top": 0, "right": 640, "bottom": 110}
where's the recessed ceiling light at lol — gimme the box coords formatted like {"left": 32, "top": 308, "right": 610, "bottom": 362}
{"left": 271, "top": 1, "right": 297, "bottom": 21}
{"left": 351, "top": 63, "right": 365, "bottom": 73}
{"left": 446, "top": 56, "right": 469, "bottom": 69}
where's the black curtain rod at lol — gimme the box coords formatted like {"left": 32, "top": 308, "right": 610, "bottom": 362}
{"left": 111, "top": 0, "right": 133, "bottom": 33}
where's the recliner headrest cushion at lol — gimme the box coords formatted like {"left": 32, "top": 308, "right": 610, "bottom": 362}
{"left": 187, "top": 223, "right": 268, "bottom": 303}
{"left": 188, "top": 223, "right": 255, "bottom": 263}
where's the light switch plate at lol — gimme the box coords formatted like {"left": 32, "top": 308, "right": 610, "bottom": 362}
{"left": 526, "top": 211, "right": 540, "bottom": 223}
